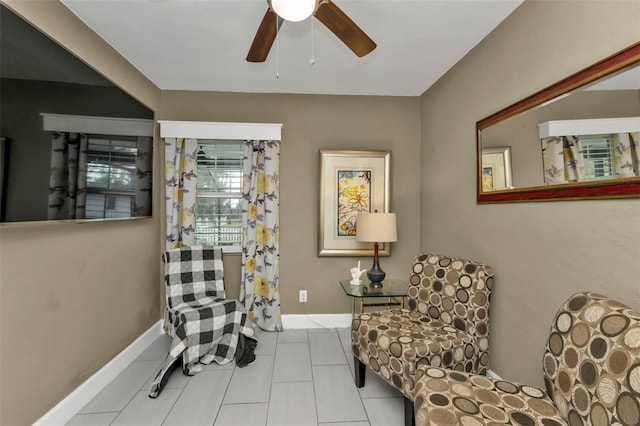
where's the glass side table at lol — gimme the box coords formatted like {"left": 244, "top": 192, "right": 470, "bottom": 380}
{"left": 339, "top": 279, "right": 409, "bottom": 314}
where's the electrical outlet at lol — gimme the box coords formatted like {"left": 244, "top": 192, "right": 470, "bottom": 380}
{"left": 299, "top": 290, "right": 308, "bottom": 303}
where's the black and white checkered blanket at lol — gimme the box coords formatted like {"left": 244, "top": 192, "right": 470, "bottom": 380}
{"left": 149, "top": 246, "right": 256, "bottom": 398}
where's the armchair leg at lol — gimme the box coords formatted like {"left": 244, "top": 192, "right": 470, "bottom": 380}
{"left": 404, "top": 396, "right": 415, "bottom": 426}
{"left": 354, "top": 357, "right": 366, "bottom": 387}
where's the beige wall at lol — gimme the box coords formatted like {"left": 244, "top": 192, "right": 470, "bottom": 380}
{"left": 420, "top": 0, "right": 640, "bottom": 387}
{"left": 159, "top": 91, "right": 422, "bottom": 314}
{"left": 0, "top": 2, "right": 162, "bottom": 425}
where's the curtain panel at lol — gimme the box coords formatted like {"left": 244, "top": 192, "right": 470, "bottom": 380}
{"left": 240, "top": 140, "right": 282, "bottom": 331}
{"left": 164, "top": 137, "right": 198, "bottom": 250}
{"left": 613, "top": 132, "right": 640, "bottom": 177}
{"left": 47, "top": 132, "right": 88, "bottom": 220}
{"left": 135, "top": 136, "right": 153, "bottom": 217}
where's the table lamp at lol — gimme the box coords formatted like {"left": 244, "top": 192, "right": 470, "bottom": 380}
{"left": 356, "top": 212, "right": 397, "bottom": 288}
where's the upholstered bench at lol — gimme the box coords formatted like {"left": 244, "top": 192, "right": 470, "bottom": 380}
{"left": 351, "top": 253, "right": 494, "bottom": 426}
{"left": 413, "top": 291, "right": 640, "bottom": 425}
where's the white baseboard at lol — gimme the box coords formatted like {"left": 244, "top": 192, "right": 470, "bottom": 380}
{"left": 282, "top": 313, "right": 352, "bottom": 329}
{"left": 486, "top": 369, "right": 502, "bottom": 380}
{"left": 34, "top": 320, "right": 164, "bottom": 426}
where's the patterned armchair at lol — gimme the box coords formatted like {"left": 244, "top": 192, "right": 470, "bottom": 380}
{"left": 351, "top": 253, "right": 494, "bottom": 426}
{"left": 414, "top": 291, "right": 640, "bottom": 426}
{"left": 149, "top": 246, "right": 256, "bottom": 398}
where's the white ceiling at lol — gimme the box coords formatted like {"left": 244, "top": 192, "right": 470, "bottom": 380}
{"left": 60, "top": 0, "right": 523, "bottom": 97}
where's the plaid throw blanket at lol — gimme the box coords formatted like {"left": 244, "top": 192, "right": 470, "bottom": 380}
{"left": 149, "top": 246, "right": 256, "bottom": 398}
{"left": 168, "top": 298, "right": 254, "bottom": 370}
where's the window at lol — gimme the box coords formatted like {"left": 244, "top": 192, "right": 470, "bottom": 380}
{"left": 195, "top": 141, "right": 244, "bottom": 249}
{"left": 579, "top": 135, "right": 614, "bottom": 179}
{"left": 85, "top": 136, "right": 138, "bottom": 219}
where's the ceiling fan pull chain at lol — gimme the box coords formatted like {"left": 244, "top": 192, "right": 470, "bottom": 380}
{"left": 276, "top": 14, "right": 280, "bottom": 79}
{"left": 310, "top": 15, "right": 315, "bottom": 65}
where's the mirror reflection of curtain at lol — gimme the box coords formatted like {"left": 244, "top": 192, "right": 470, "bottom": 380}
{"left": 47, "top": 132, "right": 88, "bottom": 220}
{"left": 542, "top": 133, "right": 640, "bottom": 184}
{"left": 164, "top": 137, "right": 198, "bottom": 249}
{"left": 135, "top": 136, "right": 153, "bottom": 217}
{"left": 240, "top": 140, "right": 282, "bottom": 332}
{"left": 613, "top": 132, "right": 640, "bottom": 177}
{"left": 0, "top": 138, "right": 6, "bottom": 220}
{"left": 541, "top": 136, "right": 581, "bottom": 184}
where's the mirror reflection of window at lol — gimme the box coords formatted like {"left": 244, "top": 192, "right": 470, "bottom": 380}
{"left": 41, "top": 114, "right": 153, "bottom": 221}
{"left": 85, "top": 137, "right": 139, "bottom": 219}
{"left": 87, "top": 137, "right": 137, "bottom": 190}
{"left": 580, "top": 135, "right": 613, "bottom": 179}
{"left": 540, "top": 118, "right": 640, "bottom": 185}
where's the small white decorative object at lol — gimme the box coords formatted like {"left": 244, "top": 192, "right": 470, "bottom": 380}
{"left": 350, "top": 261, "right": 367, "bottom": 285}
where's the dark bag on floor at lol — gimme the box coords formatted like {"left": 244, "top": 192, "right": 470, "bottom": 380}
{"left": 235, "top": 334, "right": 257, "bottom": 368}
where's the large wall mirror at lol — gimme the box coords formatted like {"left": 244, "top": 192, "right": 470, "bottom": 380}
{"left": 0, "top": 4, "right": 154, "bottom": 223}
{"left": 477, "top": 42, "right": 640, "bottom": 203}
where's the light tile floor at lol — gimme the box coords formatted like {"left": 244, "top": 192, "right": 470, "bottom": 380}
{"left": 66, "top": 328, "right": 405, "bottom": 426}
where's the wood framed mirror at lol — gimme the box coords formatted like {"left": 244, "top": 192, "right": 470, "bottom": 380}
{"left": 477, "top": 42, "right": 640, "bottom": 203}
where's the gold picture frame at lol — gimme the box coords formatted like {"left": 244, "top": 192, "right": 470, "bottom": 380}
{"left": 481, "top": 146, "right": 513, "bottom": 191}
{"left": 318, "top": 150, "right": 391, "bottom": 256}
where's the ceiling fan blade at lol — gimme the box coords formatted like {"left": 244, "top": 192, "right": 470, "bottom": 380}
{"left": 314, "top": 0, "right": 376, "bottom": 57}
{"left": 246, "top": 9, "right": 283, "bottom": 62}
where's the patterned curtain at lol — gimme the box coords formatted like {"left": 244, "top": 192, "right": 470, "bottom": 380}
{"left": 135, "top": 136, "right": 153, "bottom": 217}
{"left": 164, "top": 137, "right": 198, "bottom": 250}
{"left": 613, "top": 132, "right": 640, "bottom": 177}
{"left": 240, "top": 140, "right": 282, "bottom": 331}
{"left": 541, "top": 136, "right": 584, "bottom": 184}
{"left": 47, "top": 132, "right": 88, "bottom": 220}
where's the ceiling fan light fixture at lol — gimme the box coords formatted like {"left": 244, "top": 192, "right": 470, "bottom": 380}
{"left": 270, "top": 0, "right": 316, "bottom": 22}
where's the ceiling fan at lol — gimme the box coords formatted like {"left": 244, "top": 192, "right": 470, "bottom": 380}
{"left": 246, "top": 0, "right": 376, "bottom": 63}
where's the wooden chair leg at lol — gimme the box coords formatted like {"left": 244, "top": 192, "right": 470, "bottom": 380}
{"left": 404, "top": 396, "right": 415, "bottom": 426}
{"left": 354, "top": 357, "right": 366, "bottom": 387}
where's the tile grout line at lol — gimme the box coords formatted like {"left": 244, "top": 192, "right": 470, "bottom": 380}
{"left": 212, "top": 363, "right": 238, "bottom": 425}
{"left": 160, "top": 364, "right": 194, "bottom": 426}
{"left": 261, "top": 335, "right": 279, "bottom": 426}
{"left": 308, "top": 330, "right": 321, "bottom": 426}
{"left": 107, "top": 360, "right": 157, "bottom": 425}
{"left": 341, "top": 328, "right": 370, "bottom": 425}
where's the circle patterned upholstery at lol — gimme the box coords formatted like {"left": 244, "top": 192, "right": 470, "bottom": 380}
{"left": 414, "top": 292, "right": 640, "bottom": 426}
{"left": 351, "top": 253, "right": 494, "bottom": 399}
{"left": 543, "top": 292, "right": 640, "bottom": 425}
{"left": 414, "top": 367, "right": 566, "bottom": 425}
{"left": 408, "top": 254, "right": 494, "bottom": 373}
{"left": 352, "top": 309, "right": 478, "bottom": 398}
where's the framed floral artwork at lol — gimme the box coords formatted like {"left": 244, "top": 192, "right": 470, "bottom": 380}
{"left": 318, "top": 150, "right": 391, "bottom": 256}
{"left": 482, "top": 166, "right": 494, "bottom": 191}
{"left": 481, "top": 146, "right": 513, "bottom": 192}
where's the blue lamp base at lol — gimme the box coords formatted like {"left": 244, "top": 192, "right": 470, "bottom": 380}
{"left": 366, "top": 242, "right": 385, "bottom": 288}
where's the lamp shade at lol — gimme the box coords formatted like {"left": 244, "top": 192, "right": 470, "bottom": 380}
{"left": 356, "top": 212, "right": 397, "bottom": 243}
{"left": 270, "top": 0, "right": 316, "bottom": 22}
